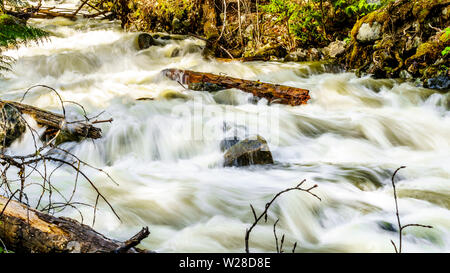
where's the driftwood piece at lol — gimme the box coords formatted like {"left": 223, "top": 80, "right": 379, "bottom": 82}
{"left": 0, "top": 195, "right": 149, "bottom": 253}
{"left": 0, "top": 100, "right": 101, "bottom": 141}
{"left": 162, "top": 69, "right": 310, "bottom": 106}
{"left": 5, "top": 5, "right": 109, "bottom": 20}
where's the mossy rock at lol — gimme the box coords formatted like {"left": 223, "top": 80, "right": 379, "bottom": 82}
{"left": 0, "top": 104, "right": 26, "bottom": 148}
{"left": 223, "top": 136, "right": 274, "bottom": 167}
{"left": 243, "top": 43, "right": 287, "bottom": 61}
{"left": 345, "top": 0, "right": 450, "bottom": 84}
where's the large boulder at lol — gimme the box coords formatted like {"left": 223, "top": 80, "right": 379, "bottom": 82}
{"left": 0, "top": 104, "right": 26, "bottom": 148}
{"left": 223, "top": 136, "right": 274, "bottom": 167}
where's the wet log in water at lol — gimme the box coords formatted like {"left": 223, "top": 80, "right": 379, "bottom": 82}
{"left": 0, "top": 195, "right": 150, "bottom": 253}
{"left": 0, "top": 100, "right": 102, "bottom": 141}
{"left": 162, "top": 69, "right": 311, "bottom": 106}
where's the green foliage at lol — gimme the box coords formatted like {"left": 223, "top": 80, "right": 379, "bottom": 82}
{"left": 0, "top": 14, "right": 48, "bottom": 47}
{"left": 0, "top": 246, "right": 13, "bottom": 253}
{"left": 0, "top": 14, "right": 48, "bottom": 73}
{"left": 442, "top": 46, "right": 450, "bottom": 56}
{"left": 157, "top": 0, "right": 195, "bottom": 19}
{"left": 335, "top": 0, "right": 389, "bottom": 17}
{"left": 441, "top": 27, "right": 450, "bottom": 42}
{"left": 261, "top": 0, "right": 326, "bottom": 46}
{"left": 439, "top": 28, "right": 450, "bottom": 56}
{"left": 261, "top": 0, "right": 391, "bottom": 47}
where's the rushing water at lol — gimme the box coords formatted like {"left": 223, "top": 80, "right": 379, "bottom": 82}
{"left": 0, "top": 14, "right": 449, "bottom": 253}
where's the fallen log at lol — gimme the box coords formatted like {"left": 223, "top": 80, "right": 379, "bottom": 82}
{"left": 0, "top": 195, "right": 150, "bottom": 253}
{"left": 0, "top": 100, "right": 102, "bottom": 143}
{"left": 162, "top": 69, "right": 311, "bottom": 106}
{"left": 5, "top": 6, "right": 103, "bottom": 20}
{"left": 34, "top": 9, "right": 77, "bottom": 19}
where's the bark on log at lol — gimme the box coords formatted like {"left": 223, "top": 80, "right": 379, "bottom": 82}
{"left": 162, "top": 69, "right": 311, "bottom": 106}
{"left": 0, "top": 195, "right": 150, "bottom": 253}
{"left": 33, "top": 9, "right": 76, "bottom": 19}
{"left": 0, "top": 100, "right": 102, "bottom": 141}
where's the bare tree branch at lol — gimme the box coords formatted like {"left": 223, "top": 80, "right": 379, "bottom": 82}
{"left": 245, "top": 179, "right": 321, "bottom": 253}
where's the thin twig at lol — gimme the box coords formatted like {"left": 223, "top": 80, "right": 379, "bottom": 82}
{"left": 390, "top": 166, "right": 433, "bottom": 253}
{"left": 245, "top": 179, "right": 320, "bottom": 253}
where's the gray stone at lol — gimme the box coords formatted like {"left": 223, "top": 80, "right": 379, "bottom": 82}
{"left": 323, "top": 40, "right": 347, "bottom": 58}
{"left": 223, "top": 135, "right": 274, "bottom": 167}
{"left": 399, "top": 70, "right": 413, "bottom": 80}
{"left": 426, "top": 75, "right": 450, "bottom": 91}
{"left": 137, "top": 33, "right": 163, "bottom": 50}
{"left": 356, "top": 22, "right": 382, "bottom": 42}
{"left": 307, "top": 48, "right": 322, "bottom": 61}
{"left": 284, "top": 49, "right": 308, "bottom": 62}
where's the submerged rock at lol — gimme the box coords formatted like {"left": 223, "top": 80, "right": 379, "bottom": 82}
{"left": 136, "top": 33, "right": 163, "bottom": 50}
{"left": 377, "top": 221, "right": 397, "bottom": 233}
{"left": 158, "top": 89, "right": 189, "bottom": 100}
{"left": 0, "top": 104, "right": 26, "bottom": 148}
{"left": 223, "top": 136, "right": 274, "bottom": 167}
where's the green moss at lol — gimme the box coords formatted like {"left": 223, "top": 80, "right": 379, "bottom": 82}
{"left": 440, "top": 27, "right": 450, "bottom": 43}
{"left": 157, "top": 0, "right": 195, "bottom": 19}
{"left": 0, "top": 14, "right": 48, "bottom": 74}
{"left": 351, "top": 10, "right": 389, "bottom": 40}
{"left": 413, "top": 0, "right": 447, "bottom": 22}
{"left": 442, "top": 46, "right": 450, "bottom": 56}
{"left": 411, "top": 41, "right": 442, "bottom": 61}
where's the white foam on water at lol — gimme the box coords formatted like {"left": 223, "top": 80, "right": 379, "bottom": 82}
{"left": 1, "top": 17, "right": 449, "bottom": 253}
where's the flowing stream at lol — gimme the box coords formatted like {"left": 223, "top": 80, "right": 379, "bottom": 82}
{"left": 1, "top": 10, "right": 449, "bottom": 252}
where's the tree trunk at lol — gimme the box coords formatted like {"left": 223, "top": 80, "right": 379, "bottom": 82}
{"left": 0, "top": 100, "right": 102, "bottom": 142}
{"left": 0, "top": 195, "right": 150, "bottom": 253}
{"left": 162, "top": 69, "right": 311, "bottom": 106}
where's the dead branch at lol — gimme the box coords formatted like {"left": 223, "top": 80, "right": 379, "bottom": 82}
{"left": 0, "top": 195, "right": 149, "bottom": 253}
{"left": 0, "top": 86, "right": 117, "bottom": 222}
{"left": 114, "top": 227, "right": 151, "bottom": 253}
{"left": 390, "top": 166, "right": 433, "bottom": 253}
{"left": 245, "top": 179, "right": 321, "bottom": 253}
{"left": 0, "top": 86, "right": 136, "bottom": 253}
{"left": 0, "top": 100, "right": 102, "bottom": 140}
